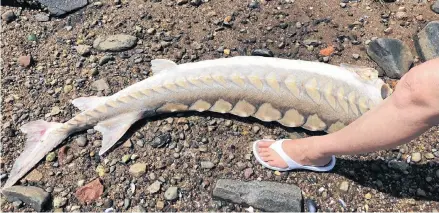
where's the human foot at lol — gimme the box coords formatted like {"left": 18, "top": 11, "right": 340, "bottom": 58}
{"left": 253, "top": 138, "right": 335, "bottom": 171}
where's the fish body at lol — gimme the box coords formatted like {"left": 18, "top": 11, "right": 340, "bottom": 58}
{"left": 3, "top": 56, "right": 392, "bottom": 188}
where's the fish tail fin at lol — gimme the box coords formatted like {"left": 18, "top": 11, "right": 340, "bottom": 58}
{"left": 3, "top": 120, "right": 68, "bottom": 188}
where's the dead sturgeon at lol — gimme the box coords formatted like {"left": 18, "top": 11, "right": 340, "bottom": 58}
{"left": 4, "top": 56, "right": 392, "bottom": 188}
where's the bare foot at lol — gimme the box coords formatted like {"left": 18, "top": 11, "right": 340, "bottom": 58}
{"left": 257, "top": 137, "right": 332, "bottom": 169}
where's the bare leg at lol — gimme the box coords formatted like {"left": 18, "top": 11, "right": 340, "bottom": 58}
{"left": 257, "top": 58, "right": 439, "bottom": 169}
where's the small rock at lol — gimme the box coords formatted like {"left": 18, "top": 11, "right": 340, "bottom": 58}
{"left": 129, "top": 163, "right": 147, "bottom": 177}
{"left": 414, "top": 21, "right": 439, "bottom": 61}
{"left": 2, "top": 10, "right": 15, "bottom": 23}
{"left": 364, "top": 193, "right": 372, "bottom": 199}
{"left": 339, "top": 181, "right": 349, "bottom": 192}
{"left": 2, "top": 186, "right": 50, "bottom": 211}
{"left": 251, "top": 48, "right": 274, "bottom": 57}
{"left": 37, "top": 0, "right": 88, "bottom": 16}
{"left": 213, "top": 179, "right": 302, "bottom": 212}
{"left": 366, "top": 38, "right": 413, "bottom": 79}
{"left": 99, "top": 55, "right": 114, "bottom": 66}
{"left": 416, "top": 188, "right": 426, "bottom": 197}
{"left": 131, "top": 205, "right": 146, "bottom": 212}
{"left": 93, "top": 34, "right": 138, "bottom": 52}
{"left": 424, "top": 153, "right": 435, "bottom": 159}
{"left": 340, "top": 2, "right": 346, "bottom": 8}
{"left": 28, "top": 34, "right": 37, "bottom": 41}
{"left": 384, "top": 27, "right": 393, "bottom": 34}
{"left": 92, "top": 79, "right": 110, "bottom": 91}
{"left": 123, "top": 199, "right": 131, "bottom": 210}
{"left": 96, "top": 165, "right": 106, "bottom": 177}
{"left": 177, "top": 0, "right": 188, "bottom": 5}
{"left": 53, "top": 197, "right": 67, "bottom": 208}
{"left": 306, "top": 199, "right": 317, "bottom": 212}
{"left": 352, "top": 54, "right": 360, "bottom": 60}
{"left": 146, "top": 28, "right": 156, "bottom": 35}
{"left": 201, "top": 161, "right": 215, "bottom": 169}
{"left": 411, "top": 152, "right": 422, "bottom": 163}
{"left": 76, "top": 136, "right": 87, "bottom": 147}
{"left": 319, "top": 46, "right": 335, "bottom": 56}
{"left": 156, "top": 200, "right": 165, "bottom": 210}
{"left": 121, "top": 154, "right": 131, "bottom": 163}
{"left": 34, "top": 13, "right": 50, "bottom": 22}
{"left": 25, "top": 170, "right": 43, "bottom": 182}
{"left": 75, "top": 178, "right": 104, "bottom": 204}
{"left": 46, "top": 152, "right": 56, "bottom": 162}
{"left": 64, "top": 85, "right": 73, "bottom": 93}
{"left": 244, "top": 168, "right": 253, "bottom": 179}
{"left": 252, "top": 126, "right": 260, "bottom": 133}
{"left": 164, "top": 187, "right": 178, "bottom": 201}
{"left": 150, "top": 133, "right": 171, "bottom": 148}
{"left": 395, "top": 11, "right": 408, "bottom": 20}
{"left": 388, "top": 160, "right": 410, "bottom": 172}
{"left": 147, "top": 180, "right": 161, "bottom": 194}
{"left": 75, "top": 45, "right": 92, "bottom": 56}
{"left": 18, "top": 55, "right": 32, "bottom": 68}
{"left": 432, "top": 0, "right": 439, "bottom": 14}
{"left": 12, "top": 200, "right": 23, "bottom": 208}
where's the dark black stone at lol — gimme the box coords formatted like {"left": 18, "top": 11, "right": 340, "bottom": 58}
{"left": 251, "top": 48, "right": 274, "bottom": 57}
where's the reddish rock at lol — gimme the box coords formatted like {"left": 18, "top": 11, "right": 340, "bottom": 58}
{"left": 18, "top": 55, "right": 32, "bottom": 67}
{"left": 319, "top": 46, "right": 335, "bottom": 56}
{"left": 75, "top": 178, "right": 104, "bottom": 204}
{"left": 58, "top": 146, "right": 69, "bottom": 165}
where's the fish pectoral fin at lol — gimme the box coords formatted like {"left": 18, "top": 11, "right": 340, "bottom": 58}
{"left": 71, "top": 96, "right": 109, "bottom": 111}
{"left": 151, "top": 59, "right": 177, "bottom": 75}
{"left": 95, "top": 111, "right": 143, "bottom": 156}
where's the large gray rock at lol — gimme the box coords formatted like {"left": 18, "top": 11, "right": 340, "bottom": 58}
{"left": 366, "top": 38, "right": 413, "bottom": 79}
{"left": 2, "top": 186, "right": 50, "bottom": 211}
{"left": 37, "top": 0, "right": 88, "bottom": 17}
{"left": 93, "top": 34, "right": 138, "bottom": 52}
{"left": 432, "top": 0, "right": 439, "bottom": 14}
{"left": 212, "top": 179, "right": 302, "bottom": 212}
{"left": 414, "top": 21, "right": 439, "bottom": 62}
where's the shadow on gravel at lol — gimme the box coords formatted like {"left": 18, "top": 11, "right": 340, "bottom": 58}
{"left": 108, "top": 111, "right": 438, "bottom": 202}
{"left": 333, "top": 158, "right": 439, "bottom": 202}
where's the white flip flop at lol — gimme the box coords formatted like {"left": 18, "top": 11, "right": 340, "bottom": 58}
{"left": 252, "top": 139, "right": 336, "bottom": 172}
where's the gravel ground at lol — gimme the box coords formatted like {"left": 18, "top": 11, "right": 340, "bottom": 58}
{"left": 1, "top": 0, "right": 439, "bottom": 212}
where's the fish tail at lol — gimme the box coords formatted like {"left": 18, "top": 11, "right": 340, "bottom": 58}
{"left": 3, "top": 120, "right": 69, "bottom": 188}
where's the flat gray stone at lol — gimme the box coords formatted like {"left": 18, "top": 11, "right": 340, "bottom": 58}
{"left": 34, "top": 13, "right": 50, "bottom": 22}
{"left": 37, "top": 0, "right": 88, "bottom": 17}
{"left": 366, "top": 38, "right": 413, "bottom": 79}
{"left": 212, "top": 179, "right": 302, "bottom": 212}
{"left": 414, "top": 21, "right": 439, "bottom": 61}
{"left": 2, "top": 186, "right": 50, "bottom": 211}
{"left": 91, "top": 78, "right": 110, "bottom": 91}
{"left": 93, "top": 34, "right": 138, "bottom": 52}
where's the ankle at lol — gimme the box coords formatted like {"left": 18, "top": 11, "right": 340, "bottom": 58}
{"left": 303, "top": 136, "right": 331, "bottom": 161}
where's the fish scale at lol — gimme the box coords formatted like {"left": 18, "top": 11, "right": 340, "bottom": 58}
{"left": 3, "top": 56, "right": 392, "bottom": 188}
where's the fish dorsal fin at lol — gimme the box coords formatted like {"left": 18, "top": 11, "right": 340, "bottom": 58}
{"left": 151, "top": 59, "right": 177, "bottom": 75}
{"left": 340, "top": 63, "right": 379, "bottom": 81}
{"left": 71, "top": 96, "right": 109, "bottom": 111}
{"left": 95, "top": 111, "right": 142, "bottom": 156}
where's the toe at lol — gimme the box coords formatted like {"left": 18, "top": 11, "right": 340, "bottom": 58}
{"left": 257, "top": 140, "right": 274, "bottom": 148}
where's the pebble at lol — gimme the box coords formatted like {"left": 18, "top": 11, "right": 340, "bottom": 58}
{"left": 34, "top": 13, "right": 50, "bottom": 22}
{"left": 177, "top": 0, "right": 188, "bottom": 5}
{"left": 131, "top": 205, "right": 146, "bottom": 212}
{"left": 2, "top": 10, "right": 16, "bottom": 23}
{"left": 2, "top": 186, "right": 50, "bottom": 211}
{"left": 306, "top": 199, "right": 317, "bottom": 212}
{"left": 121, "top": 154, "right": 131, "bottom": 163}
{"left": 28, "top": 34, "right": 37, "bottom": 41}
{"left": 46, "top": 152, "right": 56, "bottom": 162}
{"left": 384, "top": 27, "right": 393, "bottom": 34}
{"left": 18, "top": 55, "right": 32, "bottom": 67}
{"left": 424, "top": 153, "right": 435, "bottom": 159}
{"left": 213, "top": 179, "right": 302, "bottom": 212}
{"left": 340, "top": 3, "right": 346, "bottom": 8}
{"left": 53, "top": 197, "right": 67, "bottom": 208}
{"left": 147, "top": 28, "right": 156, "bottom": 35}
{"left": 416, "top": 188, "right": 426, "bottom": 197}
{"left": 339, "top": 181, "right": 349, "bottom": 192}
{"left": 251, "top": 48, "right": 274, "bottom": 57}
{"left": 156, "top": 200, "right": 165, "bottom": 210}
{"left": 147, "top": 180, "right": 161, "bottom": 194}
{"left": 99, "top": 55, "right": 114, "bottom": 66}
{"left": 252, "top": 126, "right": 260, "bottom": 133}
{"left": 93, "top": 34, "right": 138, "bottom": 52}
{"left": 244, "top": 168, "right": 253, "bottom": 179}
{"left": 64, "top": 85, "right": 73, "bottom": 93}
{"left": 96, "top": 165, "right": 106, "bottom": 177}
{"left": 75, "top": 178, "right": 104, "bottom": 203}
{"left": 364, "top": 193, "right": 372, "bottom": 199}
{"left": 200, "top": 161, "right": 215, "bottom": 169}
{"left": 414, "top": 21, "right": 439, "bottom": 61}
{"left": 352, "top": 54, "right": 360, "bottom": 60}
{"left": 129, "top": 163, "right": 147, "bottom": 177}
{"left": 25, "top": 169, "right": 43, "bottom": 182}
{"left": 411, "top": 152, "right": 422, "bottom": 162}
{"left": 151, "top": 133, "right": 171, "bottom": 148}
{"left": 432, "top": 0, "right": 439, "bottom": 14}
{"left": 12, "top": 200, "right": 23, "bottom": 208}
{"left": 164, "top": 187, "right": 178, "bottom": 200}
{"left": 123, "top": 199, "right": 131, "bottom": 210}
{"left": 395, "top": 11, "right": 408, "bottom": 20}
{"left": 366, "top": 38, "right": 413, "bottom": 79}
{"left": 92, "top": 79, "right": 110, "bottom": 91}
{"left": 75, "top": 136, "right": 87, "bottom": 147}
{"left": 75, "top": 45, "right": 91, "bottom": 56}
